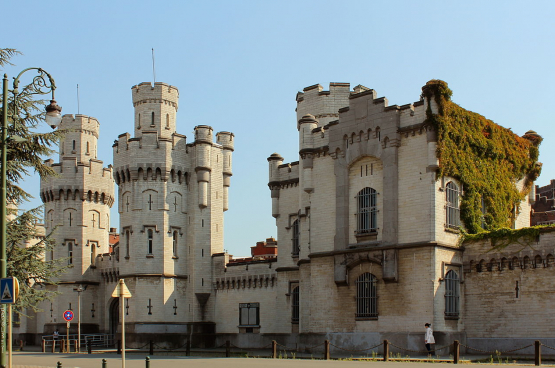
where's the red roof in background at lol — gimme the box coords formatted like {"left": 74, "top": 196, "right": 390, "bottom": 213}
{"left": 109, "top": 234, "right": 119, "bottom": 246}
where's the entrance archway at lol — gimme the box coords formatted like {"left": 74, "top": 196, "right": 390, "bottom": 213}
{"left": 109, "top": 298, "right": 119, "bottom": 344}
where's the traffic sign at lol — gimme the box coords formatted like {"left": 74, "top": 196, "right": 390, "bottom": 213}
{"left": 63, "top": 310, "right": 74, "bottom": 322}
{"left": 111, "top": 279, "right": 132, "bottom": 298}
{"left": 0, "top": 277, "right": 19, "bottom": 304}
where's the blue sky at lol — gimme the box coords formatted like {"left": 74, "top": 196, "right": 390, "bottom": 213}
{"left": 4, "top": 0, "right": 555, "bottom": 256}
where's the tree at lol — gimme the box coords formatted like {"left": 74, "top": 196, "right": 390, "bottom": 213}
{"left": 1, "top": 48, "right": 69, "bottom": 314}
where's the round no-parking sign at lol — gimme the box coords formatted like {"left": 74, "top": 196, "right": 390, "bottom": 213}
{"left": 63, "top": 310, "right": 74, "bottom": 322}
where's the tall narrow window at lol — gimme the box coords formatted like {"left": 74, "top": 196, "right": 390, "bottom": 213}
{"left": 444, "top": 270, "right": 460, "bottom": 318}
{"left": 291, "top": 219, "right": 300, "bottom": 256}
{"left": 291, "top": 286, "right": 299, "bottom": 324}
{"left": 446, "top": 182, "right": 460, "bottom": 229}
{"left": 151, "top": 112, "right": 155, "bottom": 126}
{"left": 90, "top": 242, "right": 97, "bottom": 266}
{"left": 125, "top": 230, "right": 130, "bottom": 258}
{"left": 86, "top": 142, "right": 90, "bottom": 154}
{"left": 166, "top": 114, "right": 170, "bottom": 128}
{"left": 72, "top": 140, "right": 76, "bottom": 151}
{"left": 356, "top": 273, "right": 377, "bottom": 318}
{"left": 173, "top": 231, "right": 178, "bottom": 257}
{"left": 357, "top": 188, "right": 377, "bottom": 233}
{"left": 67, "top": 242, "right": 73, "bottom": 265}
{"left": 147, "top": 229, "right": 153, "bottom": 254}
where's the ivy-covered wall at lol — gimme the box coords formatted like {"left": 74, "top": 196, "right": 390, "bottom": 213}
{"left": 422, "top": 80, "right": 542, "bottom": 234}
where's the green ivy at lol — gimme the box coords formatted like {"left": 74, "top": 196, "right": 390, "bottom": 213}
{"left": 461, "top": 225, "right": 555, "bottom": 252}
{"left": 422, "top": 80, "right": 542, "bottom": 234}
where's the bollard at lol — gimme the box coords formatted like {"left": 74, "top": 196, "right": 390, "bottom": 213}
{"left": 226, "top": 340, "right": 231, "bottom": 357}
{"left": 75, "top": 339, "right": 79, "bottom": 353}
{"left": 52, "top": 340, "right": 56, "bottom": 353}
{"left": 453, "top": 340, "right": 460, "bottom": 364}
{"left": 145, "top": 356, "right": 151, "bottom": 368}
{"left": 535, "top": 340, "right": 541, "bottom": 366}
{"left": 42, "top": 339, "right": 46, "bottom": 353}
{"left": 149, "top": 340, "right": 154, "bottom": 355}
{"left": 272, "top": 340, "right": 277, "bottom": 359}
{"left": 60, "top": 339, "right": 65, "bottom": 353}
{"left": 87, "top": 339, "right": 92, "bottom": 354}
{"left": 117, "top": 340, "right": 121, "bottom": 355}
{"left": 383, "top": 340, "right": 389, "bottom": 362}
{"left": 57, "top": 362, "right": 62, "bottom": 368}
{"left": 324, "top": 340, "right": 330, "bottom": 360}
{"left": 20, "top": 339, "right": 24, "bottom": 351}
{"left": 102, "top": 358, "right": 107, "bottom": 368}
{"left": 186, "top": 339, "right": 191, "bottom": 356}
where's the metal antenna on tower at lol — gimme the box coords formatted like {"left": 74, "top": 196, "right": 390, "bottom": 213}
{"left": 152, "top": 48, "right": 156, "bottom": 85}
{"left": 77, "top": 84, "right": 80, "bottom": 114}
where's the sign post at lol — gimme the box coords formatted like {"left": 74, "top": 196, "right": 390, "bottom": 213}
{"left": 1, "top": 277, "right": 19, "bottom": 368}
{"left": 112, "top": 279, "right": 132, "bottom": 368}
{"left": 63, "top": 310, "right": 74, "bottom": 353}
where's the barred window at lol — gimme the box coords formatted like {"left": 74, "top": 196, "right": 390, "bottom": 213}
{"left": 291, "top": 286, "right": 299, "bottom": 324}
{"left": 444, "top": 270, "right": 460, "bottom": 317}
{"left": 356, "top": 273, "right": 378, "bottom": 318}
{"left": 291, "top": 219, "right": 300, "bottom": 256}
{"left": 446, "top": 182, "right": 460, "bottom": 229}
{"left": 356, "top": 187, "right": 377, "bottom": 233}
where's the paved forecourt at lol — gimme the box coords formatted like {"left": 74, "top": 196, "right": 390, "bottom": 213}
{"left": 10, "top": 353, "right": 487, "bottom": 368}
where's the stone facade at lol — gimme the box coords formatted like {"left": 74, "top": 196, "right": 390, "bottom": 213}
{"left": 15, "top": 80, "right": 550, "bottom": 355}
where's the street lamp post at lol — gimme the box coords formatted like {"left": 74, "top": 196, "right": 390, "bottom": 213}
{"left": 73, "top": 285, "right": 86, "bottom": 352}
{"left": 1, "top": 69, "right": 61, "bottom": 368}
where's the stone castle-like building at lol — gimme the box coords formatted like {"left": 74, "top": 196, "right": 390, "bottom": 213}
{"left": 15, "top": 80, "right": 555, "bottom": 354}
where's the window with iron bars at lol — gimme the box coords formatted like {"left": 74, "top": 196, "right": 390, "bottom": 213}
{"left": 291, "top": 219, "right": 300, "bottom": 256}
{"left": 291, "top": 286, "right": 299, "bottom": 324}
{"left": 356, "top": 188, "right": 377, "bottom": 234}
{"left": 446, "top": 182, "right": 460, "bottom": 229}
{"left": 444, "top": 270, "right": 460, "bottom": 318}
{"left": 355, "top": 273, "right": 378, "bottom": 318}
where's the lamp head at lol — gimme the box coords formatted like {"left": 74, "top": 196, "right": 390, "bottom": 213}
{"left": 45, "top": 99, "right": 62, "bottom": 128}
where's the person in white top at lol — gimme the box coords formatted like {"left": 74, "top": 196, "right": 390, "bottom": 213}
{"left": 424, "top": 323, "right": 435, "bottom": 356}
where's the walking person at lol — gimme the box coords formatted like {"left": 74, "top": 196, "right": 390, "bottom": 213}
{"left": 424, "top": 323, "right": 435, "bottom": 357}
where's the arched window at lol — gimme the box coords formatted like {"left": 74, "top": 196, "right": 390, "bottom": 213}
{"left": 357, "top": 188, "right": 377, "bottom": 233}
{"left": 291, "top": 286, "right": 299, "bottom": 324}
{"left": 147, "top": 229, "right": 153, "bottom": 254}
{"left": 291, "top": 219, "right": 300, "bottom": 256}
{"left": 173, "top": 231, "right": 178, "bottom": 257}
{"left": 446, "top": 182, "right": 460, "bottom": 229}
{"left": 356, "top": 273, "right": 377, "bottom": 318}
{"left": 444, "top": 270, "right": 460, "bottom": 318}
{"left": 90, "top": 241, "right": 97, "bottom": 266}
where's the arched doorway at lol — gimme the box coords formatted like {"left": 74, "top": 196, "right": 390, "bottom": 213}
{"left": 109, "top": 298, "right": 119, "bottom": 344}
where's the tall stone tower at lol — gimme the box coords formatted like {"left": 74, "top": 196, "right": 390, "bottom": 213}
{"left": 113, "top": 82, "right": 234, "bottom": 344}
{"left": 40, "top": 114, "right": 114, "bottom": 332}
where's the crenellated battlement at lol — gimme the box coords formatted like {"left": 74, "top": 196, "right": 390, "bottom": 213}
{"left": 194, "top": 125, "right": 213, "bottom": 144}
{"left": 296, "top": 82, "right": 352, "bottom": 127}
{"left": 131, "top": 82, "right": 179, "bottom": 110}
{"left": 59, "top": 114, "right": 100, "bottom": 137}
{"left": 216, "top": 131, "right": 234, "bottom": 151}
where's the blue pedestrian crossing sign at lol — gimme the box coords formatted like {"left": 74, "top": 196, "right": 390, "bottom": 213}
{"left": 0, "top": 277, "right": 19, "bottom": 304}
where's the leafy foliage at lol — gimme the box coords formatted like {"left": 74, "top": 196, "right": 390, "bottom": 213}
{"left": 7, "top": 208, "right": 67, "bottom": 314}
{"left": 1, "top": 48, "right": 68, "bottom": 313}
{"left": 461, "top": 225, "right": 555, "bottom": 252}
{"left": 422, "top": 79, "right": 542, "bottom": 234}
